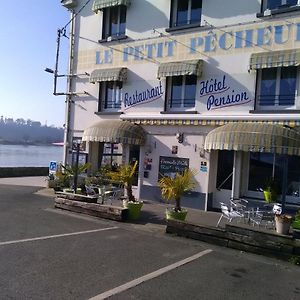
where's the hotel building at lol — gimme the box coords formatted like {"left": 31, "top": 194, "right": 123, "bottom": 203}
{"left": 60, "top": 0, "right": 300, "bottom": 210}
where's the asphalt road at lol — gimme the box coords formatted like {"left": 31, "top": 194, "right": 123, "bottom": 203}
{"left": 0, "top": 184, "right": 299, "bottom": 300}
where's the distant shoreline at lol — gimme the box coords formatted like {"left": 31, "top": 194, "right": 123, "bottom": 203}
{"left": 0, "top": 141, "right": 62, "bottom": 146}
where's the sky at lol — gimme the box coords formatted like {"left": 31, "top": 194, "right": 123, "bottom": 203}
{"left": 0, "top": 1, "right": 70, "bottom": 128}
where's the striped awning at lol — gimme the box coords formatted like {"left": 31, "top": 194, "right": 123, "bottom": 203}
{"left": 249, "top": 49, "right": 300, "bottom": 70}
{"left": 82, "top": 120, "right": 146, "bottom": 145}
{"left": 89, "top": 67, "right": 127, "bottom": 83}
{"left": 204, "top": 122, "right": 300, "bottom": 156}
{"left": 92, "top": 0, "right": 131, "bottom": 12}
{"left": 157, "top": 60, "right": 203, "bottom": 78}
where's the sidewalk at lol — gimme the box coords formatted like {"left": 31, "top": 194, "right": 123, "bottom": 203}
{"left": 0, "top": 176, "right": 221, "bottom": 229}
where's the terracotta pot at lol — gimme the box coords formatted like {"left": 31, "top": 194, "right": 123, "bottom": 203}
{"left": 275, "top": 215, "right": 292, "bottom": 235}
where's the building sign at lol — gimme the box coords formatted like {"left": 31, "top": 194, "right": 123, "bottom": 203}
{"left": 124, "top": 81, "right": 164, "bottom": 110}
{"left": 200, "top": 75, "right": 253, "bottom": 111}
{"left": 77, "top": 17, "right": 300, "bottom": 69}
{"left": 158, "top": 156, "right": 189, "bottom": 179}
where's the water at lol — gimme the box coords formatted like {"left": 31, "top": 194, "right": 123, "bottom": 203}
{"left": 0, "top": 145, "right": 63, "bottom": 167}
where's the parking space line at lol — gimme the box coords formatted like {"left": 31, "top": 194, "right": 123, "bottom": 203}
{"left": 89, "top": 249, "right": 213, "bottom": 300}
{"left": 0, "top": 227, "right": 118, "bottom": 246}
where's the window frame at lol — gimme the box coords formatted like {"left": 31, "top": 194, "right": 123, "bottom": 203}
{"left": 102, "top": 5, "right": 127, "bottom": 40}
{"left": 170, "top": 0, "right": 202, "bottom": 28}
{"left": 165, "top": 75, "right": 197, "bottom": 112}
{"left": 98, "top": 81, "right": 123, "bottom": 112}
{"left": 262, "top": 0, "right": 300, "bottom": 11}
{"left": 255, "top": 66, "right": 299, "bottom": 110}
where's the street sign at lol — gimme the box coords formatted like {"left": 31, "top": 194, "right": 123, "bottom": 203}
{"left": 49, "top": 161, "right": 57, "bottom": 174}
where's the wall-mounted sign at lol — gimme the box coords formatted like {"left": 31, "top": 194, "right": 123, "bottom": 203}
{"left": 200, "top": 75, "right": 253, "bottom": 111}
{"left": 200, "top": 161, "right": 208, "bottom": 173}
{"left": 159, "top": 156, "right": 189, "bottom": 179}
{"left": 123, "top": 81, "right": 164, "bottom": 110}
{"left": 90, "top": 18, "right": 300, "bottom": 66}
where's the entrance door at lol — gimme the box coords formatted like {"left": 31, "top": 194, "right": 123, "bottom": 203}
{"left": 213, "top": 150, "right": 234, "bottom": 207}
{"left": 247, "top": 152, "right": 300, "bottom": 204}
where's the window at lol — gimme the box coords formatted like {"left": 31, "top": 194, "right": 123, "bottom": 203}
{"left": 170, "top": 0, "right": 202, "bottom": 28}
{"left": 256, "top": 66, "right": 297, "bottom": 109}
{"left": 102, "top": 5, "right": 126, "bottom": 39}
{"left": 166, "top": 75, "right": 197, "bottom": 111}
{"left": 263, "top": 0, "right": 299, "bottom": 11}
{"left": 99, "top": 81, "right": 122, "bottom": 112}
{"left": 101, "top": 143, "right": 123, "bottom": 169}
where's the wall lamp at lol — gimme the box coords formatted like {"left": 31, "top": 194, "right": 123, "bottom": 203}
{"left": 176, "top": 132, "right": 184, "bottom": 144}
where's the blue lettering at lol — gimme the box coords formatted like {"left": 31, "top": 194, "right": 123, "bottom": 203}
{"left": 204, "top": 34, "right": 217, "bottom": 52}
{"left": 274, "top": 24, "right": 291, "bottom": 44}
{"left": 257, "top": 26, "right": 272, "bottom": 46}
{"left": 190, "top": 37, "right": 204, "bottom": 54}
{"left": 219, "top": 32, "right": 233, "bottom": 50}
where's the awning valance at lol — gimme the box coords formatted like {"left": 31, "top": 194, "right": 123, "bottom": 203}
{"left": 82, "top": 120, "right": 146, "bottom": 145}
{"left": 89, "top": 67, "right": 127, "bottom": 83}
{"left": 249, "top": 49, "right": 300, "bottom": 70}
{"left": 92, "top": 0, "right": 131, "bottom": 12}
{"left": 204, "top": 122, "right": 300, "bottom": 156}
{"left": 157, "top": 60, "right": 203, "bottom": 78}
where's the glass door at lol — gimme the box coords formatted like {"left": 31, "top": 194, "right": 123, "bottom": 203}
{"left": 247, "top": 152, "right": 300, "bottom": 204}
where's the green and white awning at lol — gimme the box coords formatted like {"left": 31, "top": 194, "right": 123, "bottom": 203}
{"left": 89, "top": 67, "right": 127, "bottom": 83}
{"left": 82, "top": 120, "right": 146, "bottom": 145}
{"left": 249, "top": 49, "right": 300, "bottom": 70}
{"left": 157, "top": 60, "right": 203, "bottom": 78}
{"left": 204, "top": 122, "right": 300, "bottom": 156}
{"left": 92, "top": 0, "right": 131, "bottom": 12}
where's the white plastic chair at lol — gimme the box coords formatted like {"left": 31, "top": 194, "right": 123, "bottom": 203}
{"left": 217, "top": 202, "right": 244, "bottom": 227}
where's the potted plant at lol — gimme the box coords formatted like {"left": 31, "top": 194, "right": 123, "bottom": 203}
{"left": 107, "top": 161, "right": 143, "bottom": 220}
{"left": 158, "top": 169, "right": 196, "bottom": 221}
{"left": 292, "top": 210, "right": 300, "bottom": 230}
{"left": 275, "top": 214, "right": 293, "bottom": 235}
{"left": 263, "top": 177, "right": 280, "bottom": 203}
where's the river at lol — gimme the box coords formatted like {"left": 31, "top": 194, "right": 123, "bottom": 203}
{"left": 0, "top": 145, "right": 63, "bottom": 167}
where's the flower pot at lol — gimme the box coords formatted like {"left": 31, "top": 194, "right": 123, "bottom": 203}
{"left": 166, "top": 209, "right": 188, "bottom": 221}
{"left": 275, "top": 215, "right": 292, "bottom": 235}
{"left": 263, "top": 190, "right": 277, "bottom": 203}
{"left": 123, "top": 200, "right": 143, "bottom": 220}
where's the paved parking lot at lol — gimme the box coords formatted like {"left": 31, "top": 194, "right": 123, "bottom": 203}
{"left": 0, "top": 183, "right": 300, "bottom": 299}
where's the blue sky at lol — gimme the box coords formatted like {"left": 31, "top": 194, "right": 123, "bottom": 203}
{"left": 0, "top": 1, "right": 70, "bottom": 127}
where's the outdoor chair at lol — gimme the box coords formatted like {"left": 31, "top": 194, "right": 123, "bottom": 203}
{"left": 248, "top": 208, "right": 275, "bottom": 228}
{"left": 104, "top": 188, "right": 124, "bottom": 205}
{"left": 216, "top": 202, "right": 244, "bottom": 227}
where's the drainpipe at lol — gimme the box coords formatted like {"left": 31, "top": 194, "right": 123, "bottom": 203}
{"left": 63, "top": 10, "right": 76, "bottom": 166}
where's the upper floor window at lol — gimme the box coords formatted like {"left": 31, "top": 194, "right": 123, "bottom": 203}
{"left": 256, "top": 66, "right": 298, "bottom": 109}
{"left": 166, "top": 75, "right": 197, "bottom": 111}
{"left": 262, "top": 0, "right": 299, "bottom": 11}
{"left": 99, "top": 81, "right": 122, "bottom": 112}
{"left": 102, "top": 5, "right": 127, "bottom": 39}
{"left": 170, "top": 0, "right": 202, "bottom": 28}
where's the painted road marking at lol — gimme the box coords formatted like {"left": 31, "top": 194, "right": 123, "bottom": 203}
{"left": 0, "top": 227, "right": 118, "bottom": 246}
{"left": 89, "top": 249, "right": 213, "bottom": 300}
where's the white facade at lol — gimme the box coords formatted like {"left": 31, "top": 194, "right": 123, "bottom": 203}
{"left": 62, "top": 0, "right": 300, "bottom": 209}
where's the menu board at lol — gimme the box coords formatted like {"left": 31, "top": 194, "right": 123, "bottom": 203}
{"left": 158, "top": 156, "right": 189, "bottom": 179}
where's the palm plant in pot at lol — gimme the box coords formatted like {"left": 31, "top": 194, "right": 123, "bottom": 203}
{"left": 107, "top": 161, "right": 143, "bottom": 220}
{"left": 158, "top": 169, "right": 196, "bottom": 221}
